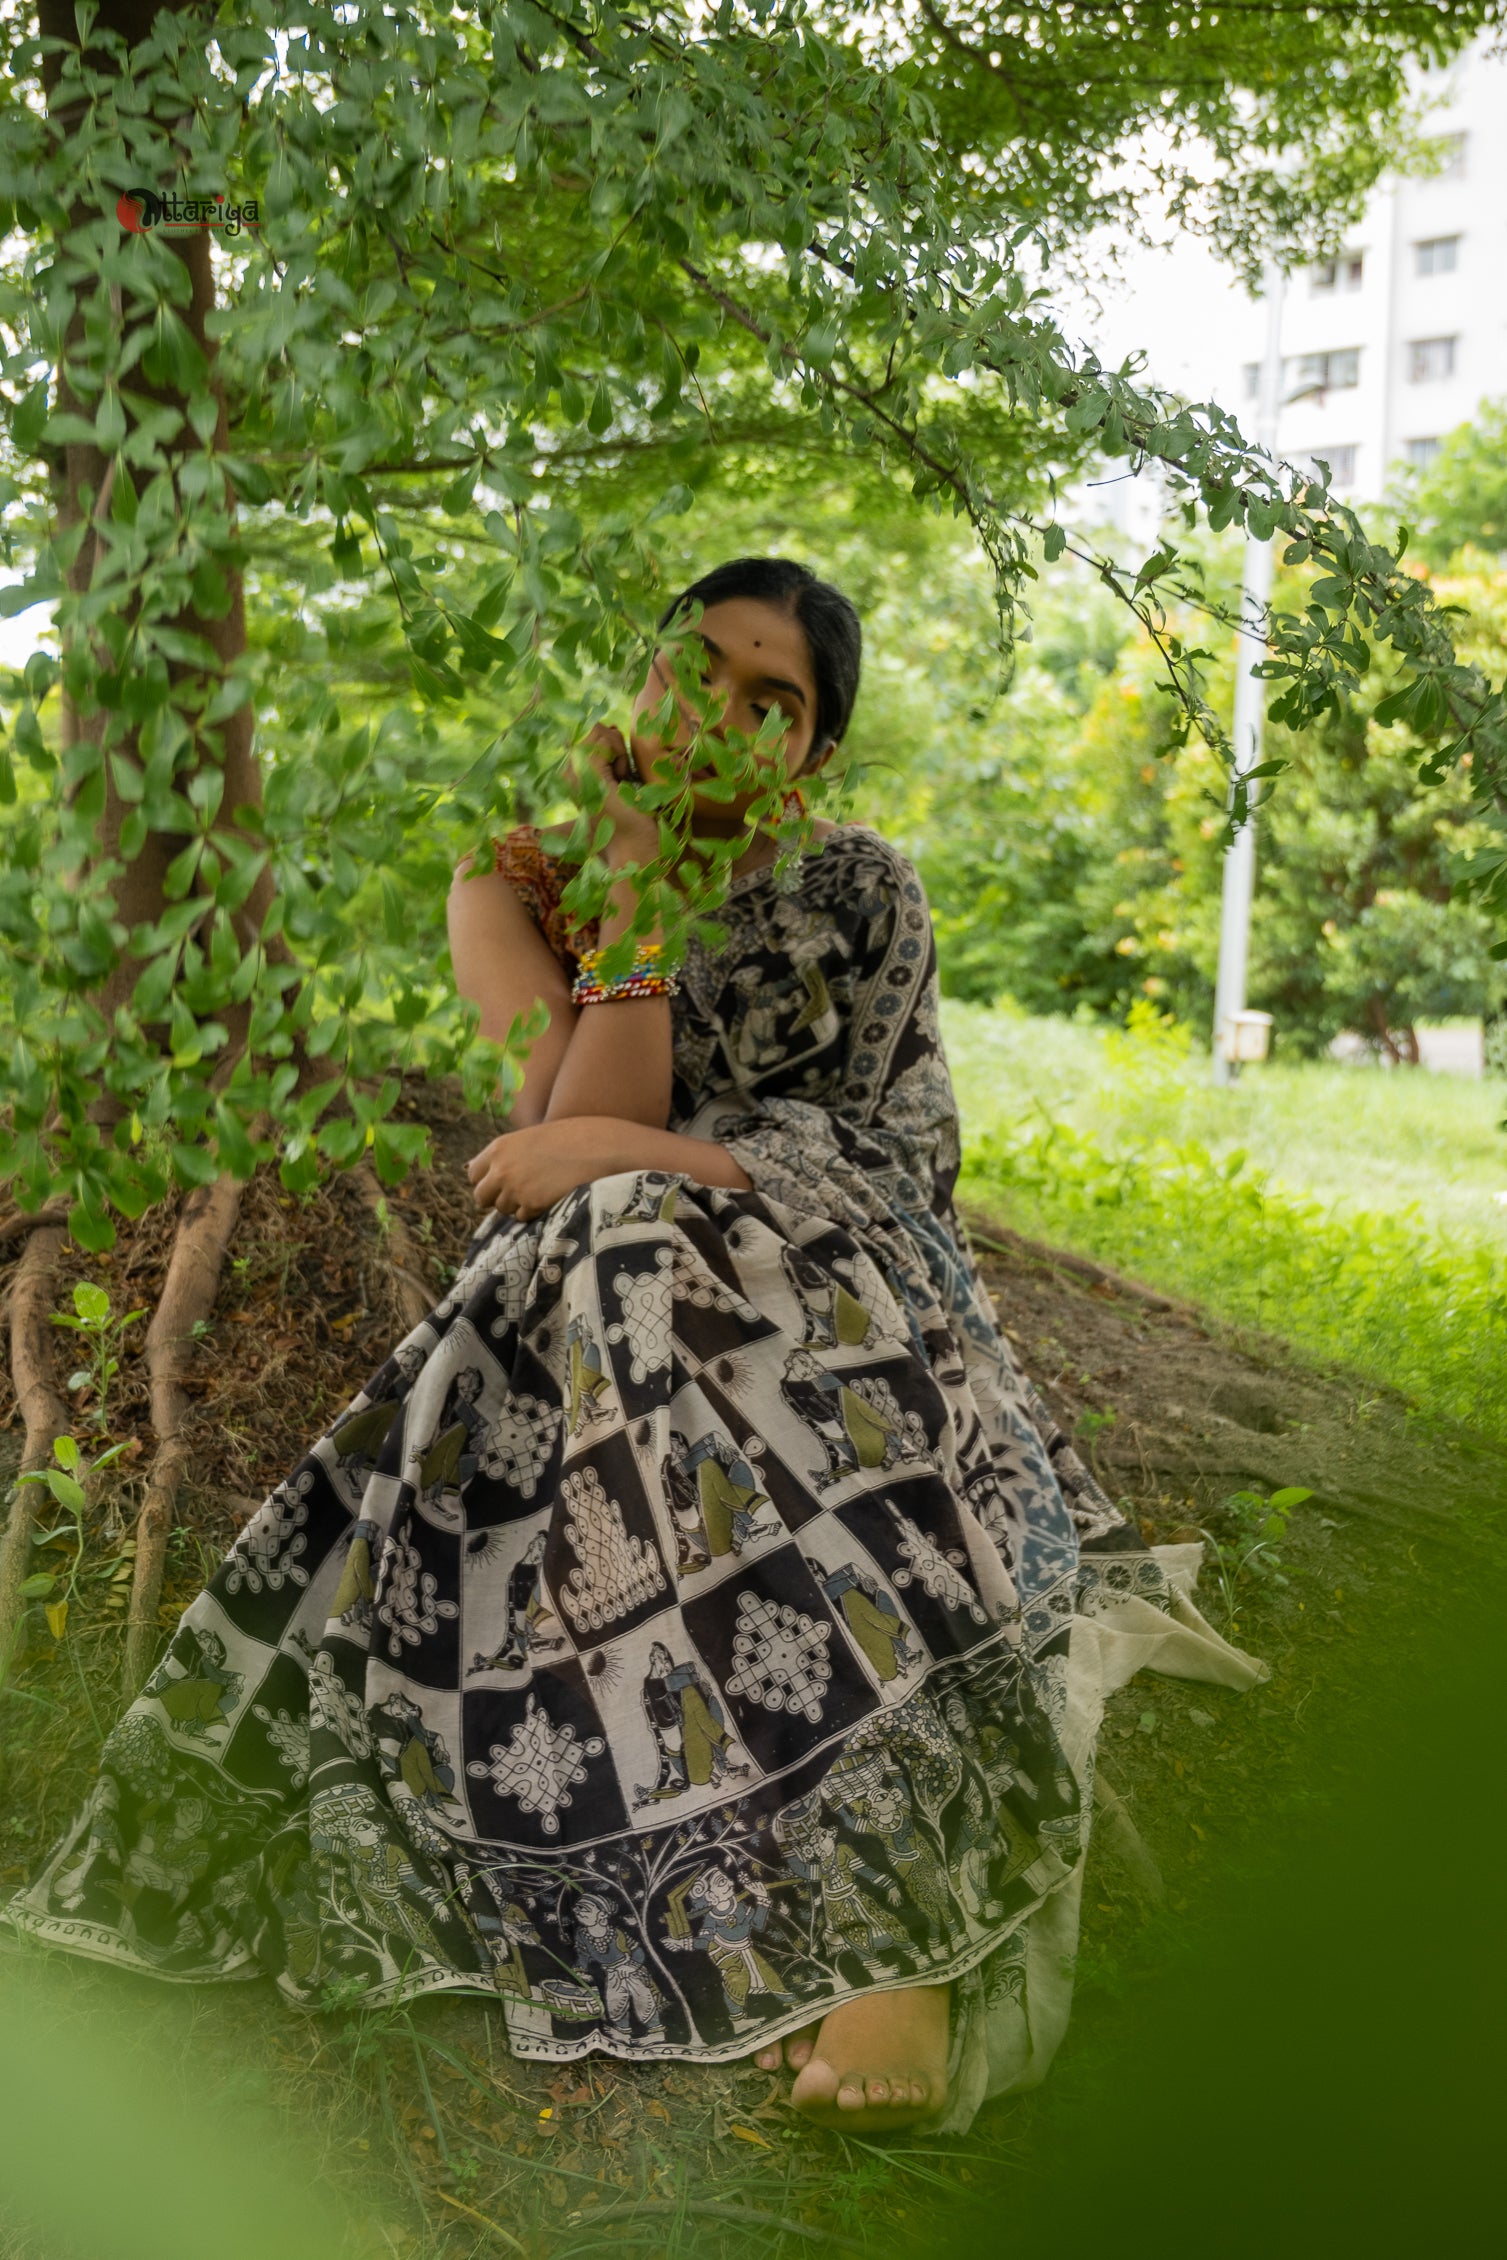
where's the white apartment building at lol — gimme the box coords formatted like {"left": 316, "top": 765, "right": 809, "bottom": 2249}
{"left": 1075, "top": 33, "right": 1507, "bottom": 533}
{"left": 1222, "top": 36, "right": 1507, "bottom": 503}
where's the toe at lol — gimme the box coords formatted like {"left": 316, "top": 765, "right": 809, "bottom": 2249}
{"left": 754, "top": 2043, "right": 782, "bottom": 2072}
{"left": 784, "top": 2030, "right": 816, "bottom": 2069}
{"left": 865, "top": 2077, "right": 891, "bottom": 2105}
{"left": 790, "top": 2055, "right": 841, "bottom": 2113}
{"left": 835, "top": 2072, "right": 868, "bottom": 2112}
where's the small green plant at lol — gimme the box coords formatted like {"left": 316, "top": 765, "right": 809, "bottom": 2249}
{"left": 1074, "top": 1404, "right": 1118, "bottom": 1474}
{"left": 1198, "top": 1484, "right": 1314, "bottom": 1627}
{"left": 4, "top": 1432, "right": 134, "bottom": 1724}
{"left": 50, "top": 1281, "right": 145, "bottom": 1434}
{"left": 1102, "top": 998, "right": 1195, "bottom": 1084}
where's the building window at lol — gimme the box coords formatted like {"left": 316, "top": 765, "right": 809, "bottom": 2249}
{"left": 1415, "top": 236, "right": 1460, "bottom": 277}
{"left": 1286, "top": 347, "right": 1360, "bottom": 396}
{"left": 1306, "top": 445, "right": 1358, "bottom": 486}
{"left": 1405, "top": 437, "right": 1442, "bottom": 471}
{"left": 1408, "top": 336, "right": 1457, "bottom": 382}
{"left": 1311, "top": 253, "right": 1365, "bottom": 293}
{"left": 1432, "top": 131, "right": 1467, "bottom": 180}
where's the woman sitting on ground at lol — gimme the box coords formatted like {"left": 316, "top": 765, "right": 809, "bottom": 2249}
{"left": 5, "top": 557, "right": 1257, "bottom": 2132}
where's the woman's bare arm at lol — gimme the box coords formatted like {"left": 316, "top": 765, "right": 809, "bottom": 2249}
{"left": 447, "top": 856, "right": 576, "bottom": 1129}
{"left": 541, "top": 840, "right": 674, "bottom": 1131}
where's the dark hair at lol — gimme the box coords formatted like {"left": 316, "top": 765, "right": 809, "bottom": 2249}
{"left": 657, "top": 556, "right": 862, "bottom": 761}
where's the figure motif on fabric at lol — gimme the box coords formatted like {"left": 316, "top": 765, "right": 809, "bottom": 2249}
{"left": 143, "top": 1628, "right": 243, "bottom": 1740}
{"left": 468, "top": 1529, "right": 567, "bottom": 1674}
{"left": 633, "top": 1641, "right": 750, "bottom": 1807}
{"left": 780, "top": 1242, "right": 877, "bottom": 1350}
{"left": 662, "top": 1426, "right": 777, "bottom": 1574}
{"left": 819, "top": 1559, "right": 918, "bottom": 1682}
{"left": 573, "top": 1894, "right": 664, "bottom": 2039}
{"left": 664, "top": 1866, "right": 792, "bottom": 2020}
{"left": 565, "top": 1314, "right": 613, "bottom": 1434}
{"left": 418, "top": 1365, "right": 488, "bottom": 1518}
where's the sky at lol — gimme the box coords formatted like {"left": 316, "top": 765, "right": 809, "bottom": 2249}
{"left": 1074, "top": 234, "right": 1250, "bottom": 407}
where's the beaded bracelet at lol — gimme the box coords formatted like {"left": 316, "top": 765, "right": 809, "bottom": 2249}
{"left": 571, "top": 941, "right": 680, "bottom": 1008}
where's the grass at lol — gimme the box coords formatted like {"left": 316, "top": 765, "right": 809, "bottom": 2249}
{"left": 944, "top": 998, "right": 1507, "bottom": 1449}
{"left": 942, "top": 998, "right": 1507, "bottom": 1250}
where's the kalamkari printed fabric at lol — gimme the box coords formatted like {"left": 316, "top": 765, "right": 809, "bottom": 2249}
{"left": 4, "top": 828, "right": 1254, "bottom": 2102}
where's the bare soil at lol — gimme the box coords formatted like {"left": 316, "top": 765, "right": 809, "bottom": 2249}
{"left": 2, "top": 1079, "right": 1502, "bottom": 2259}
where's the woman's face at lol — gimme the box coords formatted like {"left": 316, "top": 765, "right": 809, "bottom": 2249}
{"left": 630, "top": 594, "right": 824, "bottom": 828}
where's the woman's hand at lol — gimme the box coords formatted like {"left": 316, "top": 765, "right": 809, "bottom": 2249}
{"left": 466, "top": 1118, "right": 632, "bottom": 1219}
{"left": 576, "top": 724, "right": 662, "bottom": 866}
{"left": 466, "top": 1118, "right": 753, "bottom": 1216}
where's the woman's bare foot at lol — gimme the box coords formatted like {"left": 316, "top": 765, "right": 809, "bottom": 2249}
{"left": 755, "top": 1985, "right": 950, "bottom": 2131}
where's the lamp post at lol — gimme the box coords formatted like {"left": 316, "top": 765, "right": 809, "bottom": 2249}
{"left": 1211, "top": 262, "right": 1286, "bottom": 1085}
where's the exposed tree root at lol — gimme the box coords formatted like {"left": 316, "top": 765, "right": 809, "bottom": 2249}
{"left": 353, "top": 1162, "right": 437, "bottom": 1335}
{"left": 0, "top": 1204, "right": 70, "bottom": 1251}
{"left": 0, "top": 1222, "right": 70, "bottom": 1676}
{"left": 123, "top": 1173, "right": 245, "bottom": 1696}
{"left": 964, "top": 1217, "right": 1185, "bottom": 1318}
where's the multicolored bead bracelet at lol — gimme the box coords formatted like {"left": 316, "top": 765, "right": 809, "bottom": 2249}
{"left": 570, "top": 941, "right": 680, "bottom": 1008}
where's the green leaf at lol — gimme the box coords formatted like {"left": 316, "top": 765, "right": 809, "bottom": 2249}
{"left": 1041, "top": 524, "right": 1066, "bottom": 563}
{"left": 1065, "top": 389, "right": 1107, "bottom": 435}
{"left": 42, "top": 411, "right": 101, "bottom": 448}
{"left": 279, "top": 1146, "right": 321, "bottom": 1196}
{"left": 95, "top": 389, "right": 127, "bottom": 449}
{"left": 10, "top": 384, "right": 51, "bottom": 456}
{"left": 1135, "top": 547, "right": 1174, "bottom": 590}
{"left": 441, "top": 468, "right": 476, "bottom": 516}
{"left": 1268, "top": 1487, "right": 1314, "bottom": 1510}
{"left": 170, "top": 1142, "right": 220, "bottom": 1189}
{"left": 1371, "top": 683, "right": 1420, "bottom": 728}
{"left": 14, "top": 704, "right": 48, "bottom": 771}
{"left": 67, "top": 1201, "right": 116, "bottom": 1255}
{"left": 214, "top": 1099, "right": 259, "bottom": 1178}
{"left": 72, "top": 1282, "right": 110, "bottom": 1326}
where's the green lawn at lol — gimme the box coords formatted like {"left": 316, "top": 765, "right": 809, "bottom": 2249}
{"left": 941, "top": 999, "right": 1507, "bottom": 1447}
{"left": 942, "top": 1000, "right": 1507, "bottom": 1251}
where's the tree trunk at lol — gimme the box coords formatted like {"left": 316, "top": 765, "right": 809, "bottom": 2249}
{"left": 22, "top": 2, "right": 274, "bottom": 1688}
{"left": 39, "top": 0, "right": 273, "bottom": 1037}
{"left": 1366, "top": 996, "right": 1405, "bottom": 1067}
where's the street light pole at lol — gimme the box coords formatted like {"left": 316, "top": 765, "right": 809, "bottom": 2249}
{"left": 1211, "top": 262, "right": 1286, "bottom": 1085}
